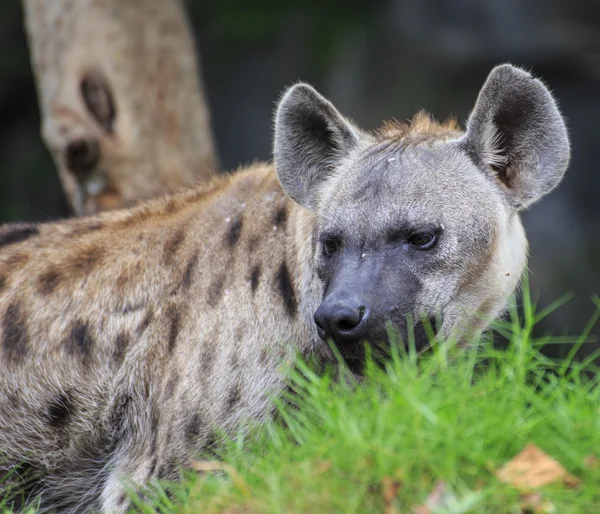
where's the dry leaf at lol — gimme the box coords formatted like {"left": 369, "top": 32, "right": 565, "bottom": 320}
{"left": 413, "top": 504, "right": 430, "bottom": 513}
{"left": 519, "top": 491, "right": 556, "bottom": 513}
{"left": 413, "top": 502, "right": 432, "bottom": 514}
{"left": 412, "top": 481, "right": 447, "bottom": 514}
{"left": 584, "top": 455, "right": 600, "bottom": 471}
{"left": 382, "top": 476, "right": 402, "bottom": 514}
{"left": 496, "top": 443, "right": 580, "bottom": 490}
{"left": 189, "top": 460, "right": 251, "bottom": 498}
{"left": 316, "top": 460, "right": 332, "bottom": 474}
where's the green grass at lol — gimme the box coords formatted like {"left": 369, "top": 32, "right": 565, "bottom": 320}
{"left": 4, "top": 288, "right": 600, "bottom": 513}
{"left": 133, "top": 291, "right": 600, "bottom": 514}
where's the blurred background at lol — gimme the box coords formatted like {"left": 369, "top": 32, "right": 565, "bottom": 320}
{"left": 0, "top": 1, "right": 598, "bottom": 352}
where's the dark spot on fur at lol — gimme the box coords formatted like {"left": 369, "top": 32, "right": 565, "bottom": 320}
{"left": 66, "top": 246, "right": 104, "bottom": 275}
{"left": 66, "top": 320, "right": 94, "bottom": 362}
{"left": 225, "top": 216, "right": 243, "bottom": 247}
{"left": 119, "top": 302, "right": 145, "bottom": 315}
{"left": 157, "top": 458, "right": 179, "bottom": 481}
{"left": 37, "top": 269, "right": 62, "bottom": 295}
{"left": 200, "top": 344, "right": 216, "bottom": 376}
{"left": 0, "top": 275, "right": 6, "bottom": 291}
{"left": 148, "top": 456, "right": 158, "bottom": 476}
{"left": 149, "top": 432, "right": 158, "bottom": 457}
{"left": 2, "top": 303, "right": 28, "bottom": 363}
{"left": 137, "top": 309, "right": 154, "bottom": 335}
{"left": 275, "top": 262, "right": 298, "bottom": 318}
{"left": 229, "top": 347, "right": 241, "bottom": 371}
{"left": 274, "top": 205, "right": 287, "bottom": 229}
{"left": 117, "top": 214, "right": 138, "bottom": 230}
{"left": 109, "top": 393, "right": 132, "bottom": 438}
{"left": 166, "top": 305, "right": 180, "bottom": 353}
{"left": 182, "top": 252, "right": 199, "bottom": 290}
{"left": 226, "top": 382, "right": 243, "bottom": 413}
{"left": 3, "top": 253, "right": 29, "bottom": 272}
{"left": 113, "top": 332, "right": 130, "bottom": 365}
{"left": 165, "top": 199, "right": 178, "bottom": 214}
{"left": 185, "top": 413, "right": 203, "bottom": 442}
{"left": 247, "top": 236, "right": 260, "bottom": 253}
{"left": 71, "top": 222, "right": 103, "bottom": 236}
{"left": 162, "top": 229, "right": 185, "bottom": 266}
{"left": 207, "top": 276, "right": 225, "bottom": 307}
{"left": 164, "top": 372, "right": 179, "bottom": 400}
{"left": 234, "top": 326, "right": 244, "bottom": 341}
{"left": 353, "top": 174, "right": 385, "bottom": 202}
{"left": 249, "top": 265, "right": 261, "bottom": 295}
{"left": 47, "top": 392, "right": 75, "bottom": 428}
{"left": 117, "top": 493, "right": 128, "bottom": 506}
{"left": 259, "top": 347, "right": 270, "bottom": 364}
{"left": 7, "top": 391, "right": 19, "bottom": 408}
{"left": 81, "top": 73, "right": 116, "bottom": 134}
{"left": 277, "top": 341, "right": 290, "bottom": 360}
{"left": 149, "top": 407, "right": 160, "bottom": 458}
{"left": 116, "top": 268, "right": 130, "bottom": 290}
{"left": 204, "top": 430, "right": 219, "bottom": 455}
{"left": 0, "top": 225, "right": 39, "bottom": 248}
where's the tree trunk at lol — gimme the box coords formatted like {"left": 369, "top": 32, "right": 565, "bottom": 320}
{"left": 22, "top": 0, "right": 217, "bottom": 215}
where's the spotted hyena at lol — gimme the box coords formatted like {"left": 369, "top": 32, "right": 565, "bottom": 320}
{"left": 0, "top": 65, "right": 569, "bottom": 512}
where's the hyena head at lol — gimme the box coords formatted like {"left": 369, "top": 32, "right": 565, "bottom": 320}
{"left": 274, "top": 64, "right": 570, "bottom": 359}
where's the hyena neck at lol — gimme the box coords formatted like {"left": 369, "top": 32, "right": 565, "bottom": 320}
{"left": 286, "top": 195, "right": 325, "bottom": 356}
{"left": 185, "top": 162, "right": 324, "bottom": 357}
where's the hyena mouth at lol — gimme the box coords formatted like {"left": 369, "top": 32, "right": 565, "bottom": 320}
{"left": 314, "top": 296, "right": 439, "bottom": 360}
{"left": 344, "top": 356, "right": 368, "bottom": 375}
{"left": 385, "top": 316, "right": 439, "bottom": 353}
{"left": 332, "top": 316, "right": 439, "bottom": 374}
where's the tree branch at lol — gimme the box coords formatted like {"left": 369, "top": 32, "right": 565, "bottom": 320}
{"left": 23, "top": 0, "right": 217, "bottom": 214}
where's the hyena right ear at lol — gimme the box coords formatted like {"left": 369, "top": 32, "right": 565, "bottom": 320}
{"left": 462, "top": 64, "right": 570, "bottom": 210}
{"left": 274, "top": 83, "right": 362, "bottom": 210}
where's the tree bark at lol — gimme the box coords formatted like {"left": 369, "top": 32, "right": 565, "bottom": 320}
{"left": 22, "top": 0, "right": 217, "bottom": 215}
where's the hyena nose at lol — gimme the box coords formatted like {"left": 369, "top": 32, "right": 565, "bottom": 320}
{"left": 314, "top": 298, "right": 369, "bottom": 343}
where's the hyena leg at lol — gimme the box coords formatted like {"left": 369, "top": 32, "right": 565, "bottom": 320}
{"left": 100, "top": 451, "right": 157, "bottom": 513}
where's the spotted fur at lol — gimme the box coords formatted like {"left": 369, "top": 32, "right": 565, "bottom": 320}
{"left": 0, "top": 65, "right": 569, "bottom": 513}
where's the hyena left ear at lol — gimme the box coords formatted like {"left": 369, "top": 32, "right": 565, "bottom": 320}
{"left": 274, "top": 83, "right": 362, "bottom": 210}
{"left": 462, "top": 64, "right": 570, "bottom": 209}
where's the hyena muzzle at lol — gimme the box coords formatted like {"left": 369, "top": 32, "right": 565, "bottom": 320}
{"left": 0, "top": 64, "right": 569, "bottom": 512}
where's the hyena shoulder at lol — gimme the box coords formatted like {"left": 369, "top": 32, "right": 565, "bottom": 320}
{"left": 0, "top": 162, "right": 305, "bottom": 511}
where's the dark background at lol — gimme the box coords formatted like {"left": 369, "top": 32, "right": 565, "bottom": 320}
{"left": 0, "top": 1, "right": 599, "bottom": 352}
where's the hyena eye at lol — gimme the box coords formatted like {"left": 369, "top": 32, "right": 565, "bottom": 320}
{"left": 322, "top": 238, "right": 339, "bottom": 256}
{"left": 407, "top": 231, "right": 438, "bottom": 250}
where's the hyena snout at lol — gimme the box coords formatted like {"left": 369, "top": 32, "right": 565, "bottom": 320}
{"left": 314, "top": 295, "right": 369, "bottom": 345}
{"left": 314, "top": 292, "right": 438, "bottom": 359}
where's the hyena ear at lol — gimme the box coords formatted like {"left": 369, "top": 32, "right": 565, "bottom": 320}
{"left": 462, "top": 64, "right": 570, "bottom": 209}
{"left": 274, "top": 83, "right": 362, "bottom": 210}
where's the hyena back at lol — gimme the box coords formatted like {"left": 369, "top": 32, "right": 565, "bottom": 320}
{"left": 0, "top": 65, "right": 569, "bottom": 512}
